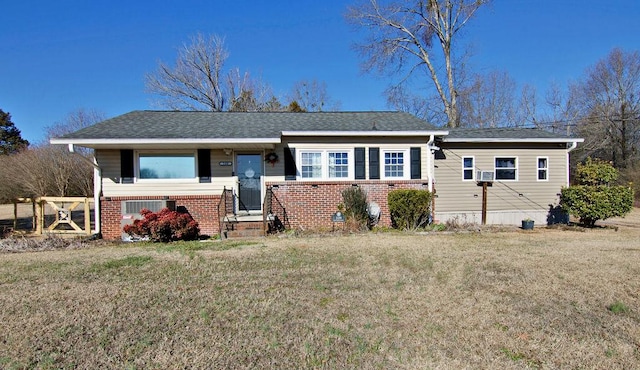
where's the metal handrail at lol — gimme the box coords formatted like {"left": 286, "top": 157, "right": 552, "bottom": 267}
{"left": 263, "top": 187, "right": 288, "bottom": 234}
{"left": 217, "top": 187, "right": 234, "bottom": 238}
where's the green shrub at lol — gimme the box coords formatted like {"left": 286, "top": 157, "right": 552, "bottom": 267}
{"left": 388, "top": 189, "right": 432, "bottom": 230}
{"left": 575, "top": 157, "right": 618, "bottom": 185}
{"left": 561, "top": 185, "right": 633, "bottom": 227}
{"left": 341, "top": 186, "right": 369, "bottom": 230}
{"left": 561, "top": 158, "right": 634, "bottom": 227}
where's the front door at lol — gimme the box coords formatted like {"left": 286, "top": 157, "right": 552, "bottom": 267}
{"left": 237, "top": 154, "right": 262, "bottom": 211}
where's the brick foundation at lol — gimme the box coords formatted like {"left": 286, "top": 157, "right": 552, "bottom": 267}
{"left": 266, "top": 180, "right": 429, "bottom": 230}
{"left": 100, "top": 195, "right": 221, "bottom": 240}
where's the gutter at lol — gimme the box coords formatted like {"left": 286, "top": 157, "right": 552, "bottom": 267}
{"left": 67, "top": 144, "right": 101, "bottom": 235}
{"left": 567, "top": 141, "right": 579, "bottom": 152}
{"left": 443, "top": 138, "right": 585, "bottom": 143}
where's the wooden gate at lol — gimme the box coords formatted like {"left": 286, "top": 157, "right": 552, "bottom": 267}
{"left": 37, "top": 197, "right": 94, "bottom": 235}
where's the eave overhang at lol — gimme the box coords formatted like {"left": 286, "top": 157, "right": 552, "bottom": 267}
{"left": 442, "top": 137, "right": 584, "bottom": 143}
{"left": 281, "top": 130, "right": 450, "bottom": 137}
{"left": 50, "top": 138, "right": 281, "bottom": 150}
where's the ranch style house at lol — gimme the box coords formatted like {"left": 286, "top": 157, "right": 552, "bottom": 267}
{"left": 51, "top": 110, "right": 583, "bottom": 239}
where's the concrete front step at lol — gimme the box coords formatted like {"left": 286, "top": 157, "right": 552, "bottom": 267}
{"left": 224, "top": 228, "right": 264, "bottom": 239}
{"left": 222, "top": 215, "right": 264, "bottom": 239}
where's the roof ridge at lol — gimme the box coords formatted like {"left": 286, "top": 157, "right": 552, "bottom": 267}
{"left": 137, "top": 110, "right": 403, "bottom": 114}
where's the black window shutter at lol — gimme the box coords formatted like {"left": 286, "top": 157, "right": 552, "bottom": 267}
{"left": 355, "top": 147, "right": 365, "bottom": 180}
{"left": 369, "top": 147, "right": 380, "bottom": 180}
{"left": 410, "top": 147, "right": 421, "bottom": 179}
{"left": 120, "top": 149, "right": 134, "bottom": 184}
{"left": 198, "top": 149, "right": 211, "bottom": 183}
{"left": 284, "top": 147, "right": 296, "bottom": 180}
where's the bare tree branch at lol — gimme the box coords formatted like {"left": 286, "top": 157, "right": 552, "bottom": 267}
{"left": 347, "top": 0, "right": 489, "bottom": 127}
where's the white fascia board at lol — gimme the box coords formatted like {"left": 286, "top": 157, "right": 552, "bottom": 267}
{"left": 443, "top": 137, "right": 584, "bottom": 143}
{"left": 50, "top": 138, "right": 282, "bottom": 146}
{"left": 281, "top": 130, "right": 449, "bottom": 137}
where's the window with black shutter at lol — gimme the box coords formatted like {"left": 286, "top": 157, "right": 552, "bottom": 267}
{"left": 284, "top": 147, "right": 296, "bottom": 180}
{"left": 368, "top": 147, "right": 380, "bottom": 180}
{"left": 355, "top": 147, "right": 365, "bottom": 180}
{"left": 198, "top": 149, "right": 211, "bottom": 183}
{"left": 410, "top": 147, "right": 421, "bottom": 179}
{"left": 120, "top": 149, "right": 134, "bottom": 184}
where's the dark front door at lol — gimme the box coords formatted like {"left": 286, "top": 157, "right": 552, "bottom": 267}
{"left": 237, "top": 154, "right": 262, "bottom": 211}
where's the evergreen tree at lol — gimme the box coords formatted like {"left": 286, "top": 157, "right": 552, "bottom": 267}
{"left": 0, "top": 109, "right": 29, "bottom": 155}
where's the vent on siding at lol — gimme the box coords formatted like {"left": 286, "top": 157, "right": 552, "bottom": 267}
{"left": 122, "top": 200, "right": 176, "bottom": 214}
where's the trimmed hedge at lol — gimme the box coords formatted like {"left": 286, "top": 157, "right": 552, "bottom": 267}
{"left": 561, "top": 185, "right": 634, "bottom": 227}
{"left": 388, "top": 189, "right": 432, "bottom": 230}
{"left": 561, "top": 158, "right": 634, "bottom": 227}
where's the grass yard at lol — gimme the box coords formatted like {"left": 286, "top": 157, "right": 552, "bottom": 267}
{"left": 1, "top": 217, "right": 639, "bottom": 369}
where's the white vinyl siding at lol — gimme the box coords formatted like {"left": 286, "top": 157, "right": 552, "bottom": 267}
{"left": 433, "top": 144, "right": 569, "bottom": 216}
{"left": 97, "top": 149, "right": 233, "bottom": 197}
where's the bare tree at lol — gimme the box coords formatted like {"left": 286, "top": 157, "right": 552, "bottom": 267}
{"left": 347, "top": 0, "right": 490, "bottom": 127}
{"left": 386, "top": 85, "right": 444, "bottom": 123}
{"left": 227, "top": 68, "right": 281, "bottom": 112}
{"left": 287, "top": 79, "right": 338, "bottom": 112}
{"left": 572, "top": 48, "right": 640, "bottom": 169}
{"left": 44, "top": 108, "right": 106, "bottom": 142}
{"left": 6, "top": 146, "right": 93, "bottom": 198}
{"left": 146, "top": 34, "right": 232, "bottom": 111}
{"left": 457, "top": 70, "right": 519, "bottom": 128}
{"left": 0, "top": 155, "right": 22, "bottom": 202}
{"left": 146, "top": 33, "right": 282, "bottom": 112}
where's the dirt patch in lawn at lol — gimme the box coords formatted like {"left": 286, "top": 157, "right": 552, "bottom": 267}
{"left": 0, "top": 211, "right": 639, "bottom": 368}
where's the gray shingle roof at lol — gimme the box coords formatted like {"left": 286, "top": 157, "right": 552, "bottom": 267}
{"left": 58, "top": 110, "right": 439, "bottom": 140}
{"left": 53, "top": 111, "right": 582, "bottom": 146}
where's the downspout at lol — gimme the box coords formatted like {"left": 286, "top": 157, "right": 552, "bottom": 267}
{"left": 426, "top": 134, "right": 435, "bottom": 192}
{"left": 68, "top": 144, "right": 102, "bottom": 235}
{"left": 566, "top": 141, "right": 578, "bottom": 187}
{"left": 427, "top": 134, "right": 437, "bottom": 223}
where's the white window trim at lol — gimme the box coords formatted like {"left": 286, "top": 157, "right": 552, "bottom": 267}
{"left": 381, "top": 149, "right": 410, "bottom": 180}
{"left": 537, "top": 156, "right": 549, "bottom": 182}
{"left": 135, "top": 150, "right": 199, "bottom": 183}
{"left": 462, "top": 156, "right": 475, "bottom": 181}
{"left": 296, "top": 149, "right": 354, "bottom": 180}
{"left": 494, "top": 156, "right": 518, "bottom": 182}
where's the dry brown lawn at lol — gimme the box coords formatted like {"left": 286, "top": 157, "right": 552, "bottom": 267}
{"left": 1, "top": 213, "right": 639, "bottom": 369}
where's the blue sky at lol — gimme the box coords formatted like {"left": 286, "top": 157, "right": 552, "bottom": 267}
{"left": 2, "top": 0, "right": 639, "bottom": 143}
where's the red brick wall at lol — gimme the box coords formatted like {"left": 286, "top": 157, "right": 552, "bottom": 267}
{"left": 266, "top": 180, "right": 429, "bottom": 230}
{"left": 100, "top": 195, "right": 221, "bottom": 240}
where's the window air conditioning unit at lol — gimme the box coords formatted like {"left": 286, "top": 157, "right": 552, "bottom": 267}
{"left": 120, "top": 199, "right": 177, "bottom": 240}
{"left": 476, "top": 170, "right": 495, "bottom": 182}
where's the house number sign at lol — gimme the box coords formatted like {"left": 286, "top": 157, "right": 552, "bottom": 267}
{"left": 219, "top": 161, "right": 232, "bottom": 166}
